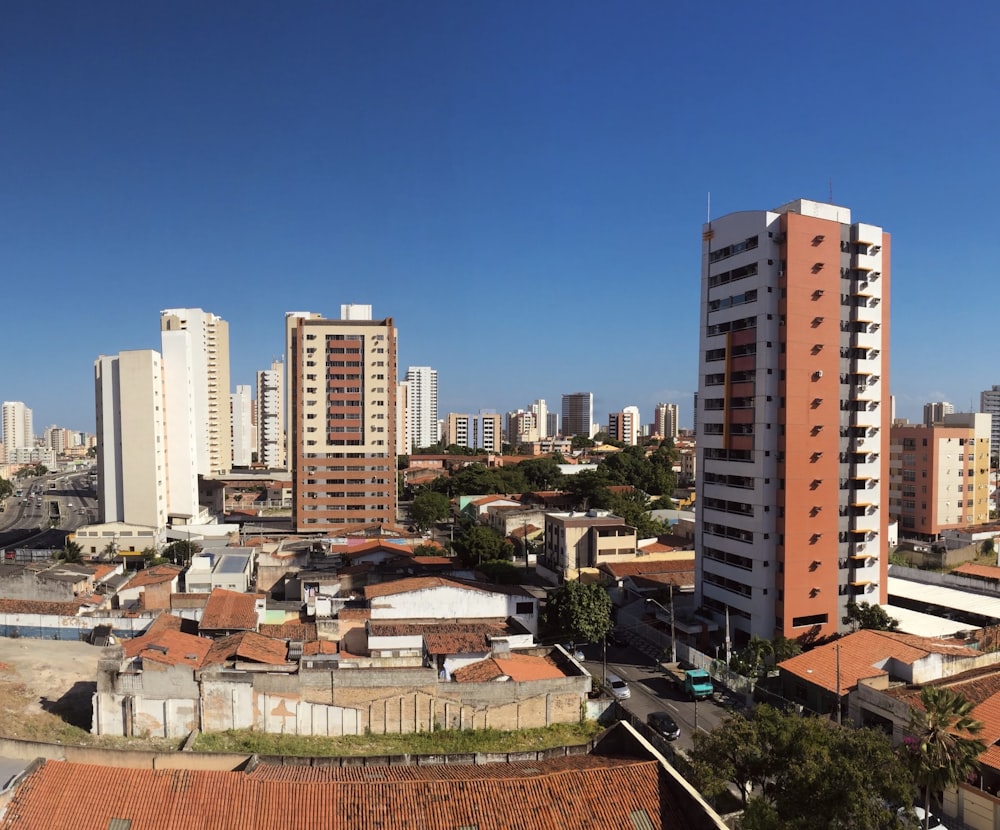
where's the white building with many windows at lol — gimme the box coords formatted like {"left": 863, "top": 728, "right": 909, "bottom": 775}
{"left": 404, "top": 366, "right": 439, "bottom": 451}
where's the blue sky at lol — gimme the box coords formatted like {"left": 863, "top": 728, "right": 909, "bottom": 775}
{"left": 2, "top": 1, "right": 999, "bottom": 434}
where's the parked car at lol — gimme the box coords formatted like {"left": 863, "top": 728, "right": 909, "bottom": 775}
{"left": 562, "top": 643, "right": 586, "bottom": 661}
{"left": 897, "top": 805, "right": 949, "bottom": 829}
{"left": 605, "top": 673, "right": 631, "bottom": 700}
{"left": 647, "top": 710, "right": 680, "bottom": 740}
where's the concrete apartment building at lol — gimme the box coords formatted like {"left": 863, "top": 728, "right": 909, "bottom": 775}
{"left": 94, "top": 350, "right": 168, "bottom": 530}
{"left": 231, "top": 384, "right": 254, "bottom": 468}
{"left": 981, "top": 386, "right": 1000, "bottom": 458}
{"left": 561, "top": 392, "right": 593, "bottom": 439}
{"left": 443, "top": 411, "right": 501, "bottom": 452}
{"left": 608, "top": 405, "right": 641, "bottom": 446}
{"left": 924, "top": 401, "right": 955, "bottom": 427}
{"left": 506, "top": 409, "right": 538, "bottom": 446}
{"left": 2, "top": 401, "right": 33, "bottom": 457}
{"left": 531, "top": 398, "right": 549, "bottom": 439}
{"left": 695, "top": 198, "right": 890, "bottom": 643}
{"left": 160, "top": 307, "right": 232, "bottom": 477}
{"left": 286, "top": 305, "right": 398, "bottom": 532}
{"left": 255, "top": 359, "right": 285, "bottom": 469}
{"left": 538, "top": 510, "right": 639, "bottom": 584}
{"left": 404, "top": 366, "right": 439, "bottom": 451}
{"left": 654, "top": 402, "right": 680, "bottom": 441}
{"left": 889, "top": 413, "right": 992, "bottom": 541}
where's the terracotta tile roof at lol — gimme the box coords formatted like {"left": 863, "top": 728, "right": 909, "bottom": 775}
{"left": 364, "top": 576, "right": 491, "bottom": 600}
{"left": 339, "top": 540, "right": 415, "bottom": 559}
{"left": 954, "top": 563, "right": 1000, "bottom": 580}
{"left": 453, "top": 653, "right": 567, "bottom": 682}
{"left": 779, "top": 629, "right": 980, "bottom": 694}
{"left": 199, "top": 588, "right": 261, "bottom": 632}
{"left": 169, "top": 592, "right": 211, "bottom": 609}
{"left": 0, "top": 598, "right": 81, "bottom": 616}
{"left": 91, "top": 564, "right": 118, "bottom": 581}
{"left": 0, "top": 758, "right": 666, "bottom": 830}
{"left": 600, "top": 559, "right": 694, "bottom": 578}
{"left": 369, "top": 621, "right": 511, "bottom": 654}
{"left": 203, "top": 631, "right": 289, "bottom": 667}
{"left": 258, "top": 622, "right": 317, "bottom": 641}
{"left": 121, "top": 564, "right": 183, "bottom": 590}
{"left": 411, "top": 555, "right": 453, "bottom": 566}
{"left": 302, "top": 640, "right": 339, "bottom": 655}
{"left": 337, "top": 608, "right": 371, "bottom": 620}
{"left": 124, "top": 628, "right": 212, "bottom": 668}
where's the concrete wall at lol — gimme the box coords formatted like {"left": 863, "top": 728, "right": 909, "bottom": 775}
{"left": 0, "top": 571, "right": 80, "bottom": 601}
{"left": 0, "top": 612, "right": 158, "bottom": 640}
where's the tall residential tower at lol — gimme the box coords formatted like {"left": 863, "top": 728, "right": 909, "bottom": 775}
{"left": 404, "top": 366, "right": 439, "bottom": 451}
{"left": 286, "top": 306, "right": 398, "bottom": 532}
{"left": 695, "top": 199, "right": 890, "bottom": 643}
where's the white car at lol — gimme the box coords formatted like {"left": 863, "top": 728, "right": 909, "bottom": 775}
{"left": 897, "top": 806, "right": 948, "bottom": 829}
{"left": 605, "top": 673, "right": 631, "bottom": 700}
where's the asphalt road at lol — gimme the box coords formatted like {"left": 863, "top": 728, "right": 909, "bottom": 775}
{"left": 0, "top": 472, "right": 96, "bottom": 551}
{"left": 580, "top": 642, "right": 732, "bottom": 753}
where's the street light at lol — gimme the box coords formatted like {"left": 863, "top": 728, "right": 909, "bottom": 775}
{"left": 646, "top": 585, "right": 676, "bottom": 664}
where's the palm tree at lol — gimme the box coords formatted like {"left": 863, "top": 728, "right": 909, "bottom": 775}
{"left": 903, "top": 685, "right": 985, "bottom": 829}
{"left": 60, "top": 541, "right": 83, "bottom": 563}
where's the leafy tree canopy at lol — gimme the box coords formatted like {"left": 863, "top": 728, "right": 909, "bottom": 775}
{"left": 162, "top": 539, "right": 202, "bottom": 565}
{"left": 452, "top": 524, "right": 513, "bottom": 566}
{"left": 843, "top": 601, "right": 900, "bottom": 632}
{"left": 692, "top": 705, "right": 913, "bottom": 828}
{"left": 410, "top": 489, "right": 451, "bottom": 530}
{"left": 0, "top": 477, "right": 13, "bottom": 500}
{"left": 542, "top": 581, "right": 613, "bottom": 645}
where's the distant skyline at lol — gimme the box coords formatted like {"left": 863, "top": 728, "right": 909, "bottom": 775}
{"left": 4, "top": 2, "right": 1000, "bottom": 433}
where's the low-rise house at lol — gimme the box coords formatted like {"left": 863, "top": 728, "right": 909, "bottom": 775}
{"left": 115, "top": 564, "right": 183, "bottom": 610}
{"left": 0, "top": 561, "right": 95, "bottom": 602}
{"left": 198, "top": 587, "right": 265, "bottom": 637}
{"left": 599, "top": 557, "right": 696, "bottom": 607}
{"left": 184, "top": 549, "right": 254, "bottom": 593}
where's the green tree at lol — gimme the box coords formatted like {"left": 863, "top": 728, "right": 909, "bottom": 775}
{"left": 542, "top": 581, "right": 613, "bottom": 645}
{"left": 902, "top": 686, "right": 985, "bottom": 829}
{"left": 515, "top": 457, "right": 564, "bottom": 491}
{"left": 411, "top": 490, "right": 451, "bottom": 530}
{"left": 453, "top": 524, "right": 513, "bottom": 565}
{"left": 162, "top": 539, "right": 202, "bottom": 565}
{"left": 843, "top": 601, "right": 900, "bottom": 632}
{"left": 731, "top": 636, "right": 774, "bottom": 679}
{"left": 606, "top": 489, "right": 668, "bottom": 539}
{"left": 59, "top": 540, "right": 84, "bottom": 563}
{"left": 0, "top": 477, "right": 13, "bottom": 500}
{"left": 570, "top": 435, "right": 595, "bottom": 450}
{"left": 564, "top": 470, "right": 612, "bottom": 511}
{"left": 692, "top": 705, "right": 913, "bottom": 827}
{"left": 771, "top": 636, "right": 802, "bottom": 664}
{"left": 412, "top": 543, "right": 443, "bottom": 557}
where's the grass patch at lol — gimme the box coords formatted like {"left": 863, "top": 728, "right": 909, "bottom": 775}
{"left": 192, "top": 721, "right": 603, "bottom": 757}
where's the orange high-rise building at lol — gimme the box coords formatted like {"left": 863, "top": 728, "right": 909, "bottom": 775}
{"left": 695, "top": 199, "right": 890, "bottom": 643}
{"left": 286, "top": 306, "right": 397, "bottom": 532}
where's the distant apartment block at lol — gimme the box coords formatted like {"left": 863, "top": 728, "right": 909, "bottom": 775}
{"left": 923, "top": 401, "right": 954, "bottom": 426}
{"left": 653, "top": 402, "right": 680, "bottom": 441}
{"left": 531, "top": 399, "right": 549, "bottom": 439}
{"left": 889, "top": 413, "right": 991, "bottom": 540}
{"left": 538, "top": 510, "right": 638, "bottom": 584}
{"left": 444, "top": 411, "right": 502, "bottom": 452}
{"left": 286, "top": 305, "right": 397, "bottom": 532}
{"left": 696, "top": 198, "right": 890, "bottom": 643}
{"left": 255, "top": 359, "right": 285, "bottom": 469}
{"left": 160, "top": 308, "right": 233, "bottom": 476}
{"left": 608, "top": 406, "right": 641, "bottom": 446}
{"left": 404, "top": 366, "right": 439, "bottom": 451}
{"left": 2, "top": 401, "right": 33, "bottom": 457}
{"left": 231, "top": 384, "right": 254, "bottom": 468}
{"left": 94, "top": 350, "right": 168, "bottom": 530}
{"left": 981, "top": 386, "right": 1000, "bottom": 457}
{"left": 561, "top": 393, "right": 594, "bottom": 439}
{"left": 396, "top": 379, "right": 411, "bottom": 456}
{"left": 506, "top": 409, "right": 538, "bottom": 446}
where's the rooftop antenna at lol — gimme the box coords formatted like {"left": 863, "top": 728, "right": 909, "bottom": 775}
{"left": 829, "top": 178, "right": 833, "bottom": 204}
{"left": 707, "top": 191, "right": 711, "bottom": 223}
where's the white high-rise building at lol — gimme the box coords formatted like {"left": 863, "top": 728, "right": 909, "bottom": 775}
{"left": 160, "top": 308, "right": 232, "bottom": 476}
{"left": 654, "top": 402, "right": 680, "bottom": 441}
{"left": 94, "top": 350, "right": 168, "bottom": 530}
{"left": 231, "top": 385, "right": 254, "bottom": 468}
{"left": 404, "top": 366, "right": 439, "bottom": 451}
{"left": 531, "top": 399, "right": 549, "bottom": 439}
{"left": 608, "top": 405, "right": 641, "bottom": 446}
{"left": 2, "top": 402, "right": 33, "bottom": 457}
{"left": 256, "top": 359, "right": 285, "bottom": 469}
{"left": 696, "top": 198, "right": 890, "bottom": 643}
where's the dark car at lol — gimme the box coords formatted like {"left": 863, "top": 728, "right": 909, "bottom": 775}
{"left": 647, "top": 710, "right": 681, "bottom": 741}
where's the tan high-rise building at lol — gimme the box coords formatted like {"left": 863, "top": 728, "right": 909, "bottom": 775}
{"left": 653, "top": 402, "right": 680, "bottom": 441}
{"left": 160, "top": 308, "right": 232, "bottom": 476}
{"left": 696, "top": 199, "right": 890, "bottom": 643}
{"left": 889, "top": 413, "right": 992, "bottom": 539}
{"left": 608, "top": 406, "right": 641, "bottom": 446}
{"left": 286, "top": 306, "right": 397, "bottom": 531}
{"left": 94, "top": 350, "right": 168, "bottom": 530}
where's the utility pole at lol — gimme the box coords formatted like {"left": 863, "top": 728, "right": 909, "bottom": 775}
{"left": 835, "top": 642, "right": 842, "bottom": 726}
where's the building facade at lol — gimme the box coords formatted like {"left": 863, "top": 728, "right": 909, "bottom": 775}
{"left": 654, "top": 402, "right": 680, "bottom": 441}
{"left": 923, "top": 401, "right": 955, "bottom": 427}
{"left": 561, "top": 393, "right": 594, "bottom": 439}
{"left": 160, "top": 308, "right": 232, "bottom": 476}
{"left": 980, "top": 386, "right": 1000, "bottom": 458}
{"left": 695, "top": 198, "right": 891, "bottom": 643}
{"left": 94, "top": 350, "right": 168, "bottom": 530}
{"left": 889, "top": 413, "right": 991, "bottom": 540}
{"left": 255, "top": 359, "right": 285, "bottom": 469}
{"left": 608, "top": 406, "right": 641, "bottom": 446}
{"left": 404, "top": 366, "right": 439, "bottom": 451}
{"left": 286, "top": 306, "right": 398, "bottom": 532}
{"left": 231, "top": 384, "right": 254, "bottom": 468}
{"left": 444, "top": 412, "right": 501, "bottom": 452}
{"left": 2, "top": 402, "right": 33, "bottom": 457}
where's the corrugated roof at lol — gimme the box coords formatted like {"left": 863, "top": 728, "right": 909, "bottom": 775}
{"left": 889, "top": 575, "right": 1000, "bottom": 622}
{"left": 0, "top": 758, "right": 666, "bottom": 830}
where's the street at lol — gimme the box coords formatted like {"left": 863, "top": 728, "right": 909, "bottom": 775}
{"left": 580, "top": 641, "right": 731, "bottom": 753}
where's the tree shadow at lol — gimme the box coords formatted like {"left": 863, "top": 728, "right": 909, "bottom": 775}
{"left": 39, "top": 680, "right": 95, "bottom": 730}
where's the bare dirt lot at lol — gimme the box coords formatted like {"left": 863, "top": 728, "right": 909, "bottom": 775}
{"left": 0, "top": 638, "right": 103, "bottom": 741}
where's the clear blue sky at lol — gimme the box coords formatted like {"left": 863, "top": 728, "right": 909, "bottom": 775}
{"left": 3, "top": 1, "right": 999, "bottom": 434}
